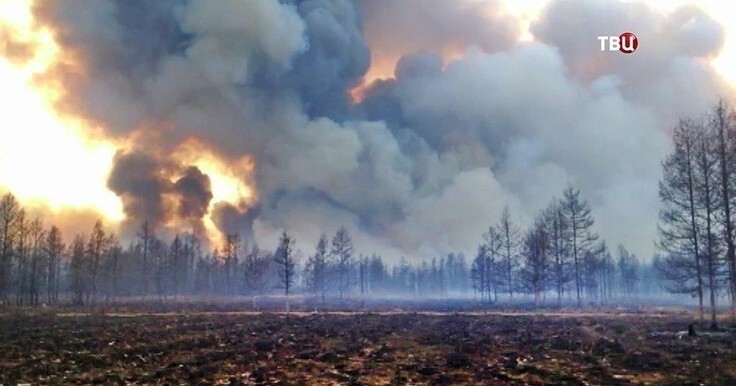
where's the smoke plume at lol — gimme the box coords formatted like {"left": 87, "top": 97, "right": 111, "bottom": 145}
{"left": 32, "top": 0, "right": 735, "bottom": 260}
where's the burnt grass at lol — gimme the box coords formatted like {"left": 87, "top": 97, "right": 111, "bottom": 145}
{"left": 1, "top": 310, "right": 735, "bottom": 385}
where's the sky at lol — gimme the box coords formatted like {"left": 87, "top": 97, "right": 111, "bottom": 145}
{"left": 0, "top": 0, "right": 734, "bottom": 263}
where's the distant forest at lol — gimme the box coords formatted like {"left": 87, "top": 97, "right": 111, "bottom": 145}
{"left": 0, "top": 184, "right": 661, "bottom": 310}
{"left": 2, "top": 102, "right": 736, "bottom": 324}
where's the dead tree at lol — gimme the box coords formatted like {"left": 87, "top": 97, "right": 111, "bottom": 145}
{"left": 169, "top": 235, "right": 184, "bottom": 297}
{"left": 86, "top": 221, "right": 108, "bottom": 304}
{"left": 560, "top": 185, "right": 599, "bottom": 307}
{"left": 484, "top": 226, "right": 502, "bottom": 302}
{"left": 359, "top": 255, "right": 369, "bottom": 298}
{"left": 711, "top": 100, "right": 736, "bottom": 318}
{"left": 471, "top": 244, "right": 489, "bottom": 303}
{"left": 68, "top": 235, "right": 87, "bottom": 305}
{"left": 0, "top": 194, "right": 19, "bottom": 304}
{"left": 617, "top": 245, "right": 639, "bottom": 297}
{"left": 28, "top": 218, "right": 45, "bottom": 306}
{"left": 331, "top": 227, "right": 354, "bottom": 299}
{"left": 305, "top": 234, "right": 329, "bottom": 301}
{"left": 519, "top": 217, "right": 550, "bottom": 304}
{"left": 137, "top": 221, "right": 153, "bottom": 296}
{"left": 694, "top": 123, "right": 724, "bottom": 329}
{"left": 106, "top": 234, "right": 121, "bottom": 301}
{"left": 544, "top": 200, "right": 571, "bottom": 305}
{"left": 15, "top": 210, "right": 28, "bottom": 305}
{"left": 44, "top": 225, "right": 64, "bottom": 304}
{"left": 498, "top": 207, "right": 521, "bottom": 301}
{"left": 658, "top": 119, "right": 706, "bottom": 322}
{"left": 243, "top": 245, "right": 268, "bottom": 309}
{"left": 222, "top": 233, "right": 240, "bottom": 295}
{"left": 274, "top": 231, "right": 296, "bottom": 311}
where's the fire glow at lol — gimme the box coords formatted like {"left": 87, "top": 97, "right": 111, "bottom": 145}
{"left": 0, "top": 0, "right": 255, "bottom": 239}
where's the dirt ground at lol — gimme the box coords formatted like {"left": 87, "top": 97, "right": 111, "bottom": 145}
{"left": 1, "top": 309, "right": 734, "bottom": 385}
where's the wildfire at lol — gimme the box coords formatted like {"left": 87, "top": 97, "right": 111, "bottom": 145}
{"left": 0, "top": 0, "right": 124, "bottom": 220}
{"left": 173, "top": 138, "right": 256, "bottom": 241}
{"left": 348, "top": 47, "right": 467, "bottom": 104}
{"left": 0, "top": 0, "right": 256, "bottom": 240}
{"left": 348, "top": 54, "right": 396, "bottom": 104}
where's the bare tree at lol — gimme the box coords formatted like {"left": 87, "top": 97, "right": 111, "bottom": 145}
{"left": 137, "top": 221, "right": 153, "bottom": 295}
{"left": 15, "top": 210, "right": 28, "bottom": 305}
{"left": 274, "top": 230, "right": 296, "bottom": 310}
{"left": 711, "top": 100, "right": 736, "bottom": 317}
{"left": 471, "top": 243, "right": 489, "bottom": 303}
{"left": 86, "top": 220, "right": 108, "bottom": 304}
{"left": 0, "top": 193, "right": 19, "bottom": 304}
{"left": 474, "top": 226, "right": 502, "bottom": 302}
{"left": 658, "top": 119, "right": 706, "bottom": 322}
{"left": 498, "top": 207, "right": 521, "bottom": 301}
{"left": 305, "top": 234, "right": 329, "bottom": 301}
{"left": 544, "top": 200, "right": 570, "bottom": 305}
{"left": 694, "top": 122, "right": 724, "bottom": 329}
{"left": 184, "top": 233, "right": 202, "bottom": 294}
{"left": 519, "top": 217, "right": 550, "bottom": 304}
{"left": 585, "top": 242, "right": 616, "bottom": 302}
{"left": 194, "top": 252, "right": 214, "bottom": 294}
{"left": 169, "top": 235, "right": 184, "bottom": 297}
{"left": 560, "top": 185, "right": 599, "bottom": 307}
{"left": 69, "top": 235, "right": 87, "bottom": 305}
{"left": 359, "top": 255, "right": 369, "bottom": 299}
{"left": 28, "top": 217, "right": 45, "bottom": 306}
{"left": 150, "top": 237, "right": 166, "bottom": 300}
{"left": 105, "top": 233, "right": 121, "bottom": 301}
{"left": 484, "top": 226, "right": 502, "bottom": 302}
{"left": 44, "top": 225, "right": 64, "bottom": 304}
{"left": 368, "top": 255, "right": 388, "bottom": 294}
{"left": 617, "top": 245, "right": 639, "bottom": 297}
{"left": 331, "top": 226, "right": 354, "bottom": 298}
{"left": 222, "top": 233, "right": 240, "bottom": 294}
{"left": 243, "top": 245, "right": 268, "bottom": 309}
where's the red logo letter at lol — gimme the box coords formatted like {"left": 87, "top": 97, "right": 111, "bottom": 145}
{"left": 619, "top": 32, "right": 638, "bottom": 54}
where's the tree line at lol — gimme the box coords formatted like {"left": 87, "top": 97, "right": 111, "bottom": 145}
{"left": 657, "top": 100, "right": 736, "bottom": 329}
{"left": 0, "top": 194, "right": 475, "bottom": 306}
{"left": 7, "top": 112, "right": 735, "bottom": 316}
{"left": 0, "top": 185, "right": 663, "bottom": 308}
{"left": 470, "top": 188, "right": 649, "bottom": 308}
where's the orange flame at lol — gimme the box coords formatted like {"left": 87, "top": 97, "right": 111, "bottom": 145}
{"left": 0, "top": 0, "right": 125, "bottom": 220}
{"left": 173, "top": 137, "right": 256, "bottom": 242}
{"left": 0, "top": 0, "right": 257, "bottom": 241}
{"left": 348, "top": 47, "right": 467, "bottom": 104}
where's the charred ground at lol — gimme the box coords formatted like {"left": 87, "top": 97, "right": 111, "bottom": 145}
{"left": 1, "top": 306, "right": 735, "bottom": 385}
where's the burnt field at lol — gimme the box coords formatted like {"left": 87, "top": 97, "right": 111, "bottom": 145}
{"left": 1, "top": 309, "right": 735, "bottom": 385}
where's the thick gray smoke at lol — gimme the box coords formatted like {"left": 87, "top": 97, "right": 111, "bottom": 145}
{"left": 107, "top": 150, "right": 176, "bottom": 228}
{"left": 107, "top": 149, "right": 215, "bottom": 238}
{"left": 37, "top": 0, "right": 734, "bottom": 261}
{"left": 174, "top": 167, "right": 213, "bottom": 226}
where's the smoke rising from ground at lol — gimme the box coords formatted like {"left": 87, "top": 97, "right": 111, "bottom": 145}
{"left": 34, "top": 0, "right": 735, "bottom": 261}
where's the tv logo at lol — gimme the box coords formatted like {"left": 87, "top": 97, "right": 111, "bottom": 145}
{"left": 597, "top": 32, "right": 638, "bottom": 54}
